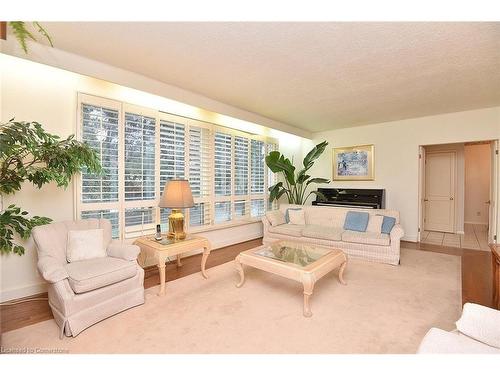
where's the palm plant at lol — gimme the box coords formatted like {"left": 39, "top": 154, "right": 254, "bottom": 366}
{"left": 266, "top": 141, "right": 330, "bottom": 205}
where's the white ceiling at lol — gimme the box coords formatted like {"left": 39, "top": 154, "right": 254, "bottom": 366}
{"left": 35, "top": 22, "right": 500, "bottom": 133}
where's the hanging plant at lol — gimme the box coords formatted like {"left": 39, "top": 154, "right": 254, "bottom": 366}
{"left": 7, "top": 21, "right": 53, "bottom": 53}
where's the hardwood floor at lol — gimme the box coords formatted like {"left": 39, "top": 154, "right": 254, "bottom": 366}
{"left": 0, "top": 237, "right": 494, "bottom": 335}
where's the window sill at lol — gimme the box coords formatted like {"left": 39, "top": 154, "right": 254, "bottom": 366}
{"left": 189, "top": 218, "right": 263, "bottom": 234}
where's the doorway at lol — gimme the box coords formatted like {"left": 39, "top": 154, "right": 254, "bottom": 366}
{"left": 418, "top": 141, "right": 498, "bottom": 250}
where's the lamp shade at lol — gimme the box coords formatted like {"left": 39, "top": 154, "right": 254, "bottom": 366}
{"left": 159, "top": 179, "right": 194, "bottom": 209}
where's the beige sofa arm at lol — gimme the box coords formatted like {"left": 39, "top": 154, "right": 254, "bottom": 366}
{"left": 456, "top": 303, "right": 500, "bottom": 348}
{"left": 107, "top": 240, "right": 140, "bottom": 261}
{"left": 390, "top": 224, "right": 405, "bottom": 241}
{"left": 37, "top": 256, "right": 69, "bottom": 283}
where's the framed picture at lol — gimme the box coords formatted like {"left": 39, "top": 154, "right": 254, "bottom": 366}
{"left": 332, "top": 144, "right": 374, "bottom": 180}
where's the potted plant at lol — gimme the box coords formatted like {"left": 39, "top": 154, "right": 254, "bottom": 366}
{"left": 266, "top": 141, "right": 330, "bottom": 205}
{"left": 0, "top": 120, "right": 101, "bottom": 255}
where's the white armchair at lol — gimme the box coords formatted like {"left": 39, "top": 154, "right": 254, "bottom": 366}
{"left": 32, "top": 219, "right": 145, "bottom": 338}
{"left": 418, "top": 303, "right": 500, "bottom": 354}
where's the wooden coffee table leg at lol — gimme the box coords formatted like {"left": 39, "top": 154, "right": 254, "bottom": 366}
{"left": 235, "top": 256, "right": 245, "bottom": 288}
{"left": 302, "top": 274, "right": 315, "bottom": 317}
{"left": 176, "top": 254, "right": 183, "bottom": 267}
{"left": 338, "top": 260, "right": 347, "bottom": 285}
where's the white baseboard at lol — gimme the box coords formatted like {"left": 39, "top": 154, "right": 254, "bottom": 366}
{"left": 464, "top": 221, "right": 488, "bottom": 226}
{"left": 0, "top": 282, "right": 48, "bottom": 303}
{"left": 402, "top": 235, "right": 418, "bottom": 243}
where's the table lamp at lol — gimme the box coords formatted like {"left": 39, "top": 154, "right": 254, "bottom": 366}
{"left": 159, "top": 179, "right": 194, "bottom": 240}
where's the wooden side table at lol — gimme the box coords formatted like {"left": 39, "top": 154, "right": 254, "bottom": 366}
{"left": 133, "top": 235, "right": 211, "bottom": 296}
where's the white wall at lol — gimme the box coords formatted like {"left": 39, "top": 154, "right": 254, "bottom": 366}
{"left": 424, "top": 143, "right": 465, "bottom": 234}
{"left": 465, "top": 143, "right": 491, "bottom": 225}
{"left": 0, "top": 53, "right": 307, "bottom": 302}
{"left": 308, "top": 107, "right": 500, "bottom": 242}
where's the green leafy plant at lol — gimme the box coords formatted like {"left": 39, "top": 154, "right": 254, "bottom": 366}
{"left": 266, "top": 141, "right": 330, "bottom": 205}
{"left": 8, "top": 21, "right": 53, "bottom": 53}
{"left": 0, "top": 120, "right": 102, "bottom": 255}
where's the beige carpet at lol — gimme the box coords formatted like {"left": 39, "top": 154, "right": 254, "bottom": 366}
{"left": 2, "top": 248, "right": 461, "bottom": 354}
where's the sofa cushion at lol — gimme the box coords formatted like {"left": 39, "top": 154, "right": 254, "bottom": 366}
{"left": 285, "top": 208, "right": 303, "bottom": 223}
{"left": 302, "top": 225, "right": 343, "bottom": 241}
{"left": 268, "top": 224, "right": 305, "bottom": 237}
{"left": 288, "top": 209, "right": 306, "bottom": 225}
{"left": 381, "top": 215, "right": 397, "bottom": 234}
{"left": 343, "top": 211, "right": 370, "bottom": 232}
{"left": 65, "top": 257, "right": 137, "bottom": 294}
{"left": 342, "top": 230, "right": 390, "bottom": 246}
{"left": 366, "top": 215, "right": 383, "bottom": 233}
{"left": 266, "top": 210, "right": 286, "bottom": 227}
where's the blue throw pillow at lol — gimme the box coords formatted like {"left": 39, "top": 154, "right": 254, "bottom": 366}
{"left": 343, "top": 211, "right": 370, "bottom": 232}
{"left": 285, "top": 208, "right": 303, "bottom": 223}
{"left": 381, "top": 216, "right": 396, "bottom": 234}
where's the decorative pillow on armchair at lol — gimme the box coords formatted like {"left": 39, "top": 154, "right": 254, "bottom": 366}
{"left": 67, "top": 229, "right": 106, "bottom": 263}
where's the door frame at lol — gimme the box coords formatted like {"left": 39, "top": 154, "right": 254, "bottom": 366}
{"left": 418, "top": 140, "right": 499, "bottom": 244}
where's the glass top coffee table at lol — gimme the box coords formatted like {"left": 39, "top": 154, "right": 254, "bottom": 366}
{"left": 235, "top": 240, "right": 347, "bottom": 317}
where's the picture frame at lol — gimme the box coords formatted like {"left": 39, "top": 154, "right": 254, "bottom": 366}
{"left": 332, "top": 144, "right": 375, "bottom": 181}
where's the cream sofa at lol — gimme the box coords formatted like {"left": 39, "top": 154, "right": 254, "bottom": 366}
{"left": 262, "top": 204, "right": 404, "bottom": 265}
{"left": 418, "top": 303, "right": 500, "bottom": 354}
{"left": 32, "top": 219, "right": 145, "bottom": 338}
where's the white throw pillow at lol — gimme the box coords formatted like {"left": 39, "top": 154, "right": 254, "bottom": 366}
{"left": 266, "top": 210, "right": 286, "bottom": 227}
{"left": 288, "top": 209, "right": 306, "bottom": 225}
{"left": 366, "top": 215, "right": 384, "bottom": 233}
{"left": 456, "top": 303, "right": 500, "bottom": 348}
{"left": 67, "top": 229, "right": 106, "bottom": 263}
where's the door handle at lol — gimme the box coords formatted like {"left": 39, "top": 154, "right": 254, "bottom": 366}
{"left": 450, "top": 197, "right": 454, "bottom": 200}
{"left": 485, "top": 200, "right": 491, "bottom": 204}
{"left": 423, "top": 199, "right": 428, "bottom": 202}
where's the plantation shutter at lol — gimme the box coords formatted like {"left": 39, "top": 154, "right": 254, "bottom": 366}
{"left": 81, "top": 103, "right": 119, "bottom": 203}
{"left": 266, "top": 143, "right": 279, "bottom": 210}
{"left": 124, "top": 112, "right": 156, "bottom": 201}
{"left": 251, "top": 139, "right": 265, "bottom": 194}
{"left": 124, "top": 207, "right": 155, "bottom": 238}
{"left": 188, "top": 123, "right": 212, "bottom": 228}
{"left": 214, "top": 132, "right": 232, "bottom": 197}
{"left": 234, "top": 136, "right": 249, "bottom": 196}
{"left": 159, "top": 117, "right": 186, "bottom": 194}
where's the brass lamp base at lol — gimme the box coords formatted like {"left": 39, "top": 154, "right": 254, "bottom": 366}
{"left": 167, "top": 209, "right": 186, "bottom": 240}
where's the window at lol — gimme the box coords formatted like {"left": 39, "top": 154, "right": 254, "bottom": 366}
{"left": 77, "top": 94, "right": 277, "bottom": 239}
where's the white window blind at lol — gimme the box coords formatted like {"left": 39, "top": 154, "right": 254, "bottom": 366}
{"left": 251, "top": 199, "right": 265, "bottom": 217}
{"left": 124, "top": 207, "right": 155, "bottom": 238}
{"left": 188, "top": 125, "right": 212, "bottom": 198}
{"left": 266, "top": 143, "right": 278, "bottom": 210}
{"left": 214, "top": 201, "right": 231, "bottom": 223}
{"left": 214, "top": 132, "right": 232, "bottom": 197}
{"left": 81, "top": 103, "right": 119, "bottom": 203}
{"left": 189, "top": 203, "right": 210, "bottom": 227}
{"left": 234, "top": 200, "right": 249, "bottom": 219}
{"left": 251, "top": 139, "right": 265, "bottom": 194}
{"left": 160, "top": 118, "right": 186, "bottom": 194}
{"left": 234, "top": 136, "right": 249, "bottom": 196}
{"left": 124, "top": 113, "right": 156, "bottom": 201}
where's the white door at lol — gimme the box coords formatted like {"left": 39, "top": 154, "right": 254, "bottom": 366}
{"left": 489, "top": 141, "right": 498, "bottom": 244}
{"left": 424, "top": 151, "right": 456, "bottom": 232}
